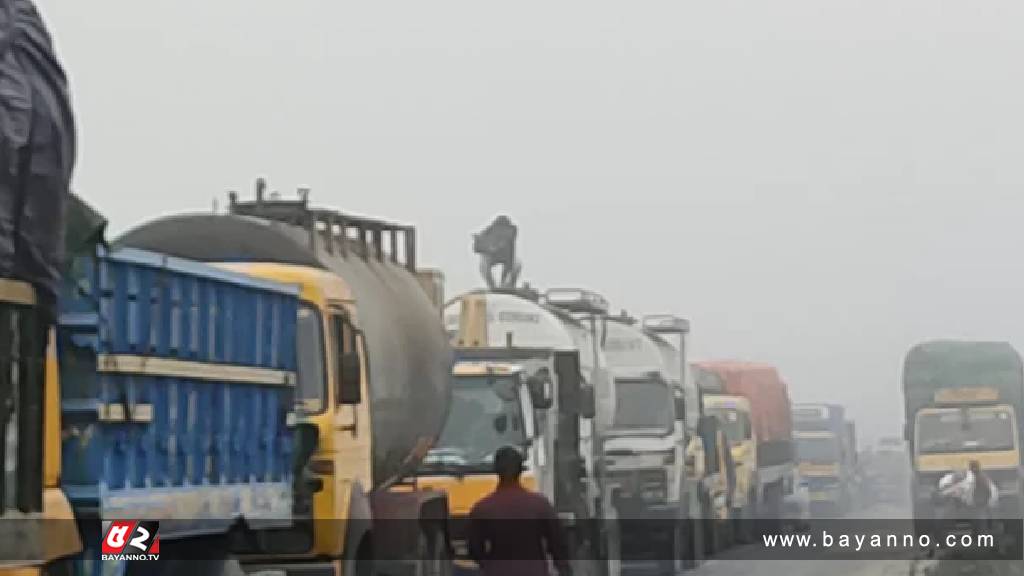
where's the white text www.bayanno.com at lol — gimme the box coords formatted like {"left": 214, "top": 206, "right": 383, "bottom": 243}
{"left": 762, "top": 531, "right": 995, "bottom": 551}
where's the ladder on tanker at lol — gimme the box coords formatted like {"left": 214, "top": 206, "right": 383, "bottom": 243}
{"left": 228, "top": 178, "right": 418, "bottom": 272}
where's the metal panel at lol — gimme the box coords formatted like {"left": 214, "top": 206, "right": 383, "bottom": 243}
{"left": 58, "top": 247, "right": 299, "bottom": 539}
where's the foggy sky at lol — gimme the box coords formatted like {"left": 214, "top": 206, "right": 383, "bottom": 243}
{"left": 35, "top": 0, "right": 1024, "bottom": 444}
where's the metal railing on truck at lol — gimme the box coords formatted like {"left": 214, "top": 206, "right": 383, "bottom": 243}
{"left": 228, "top": 178, "right": 418, "bottom": 272}
{"left": 0, "top": 279, "right": 44, "bottom": 514}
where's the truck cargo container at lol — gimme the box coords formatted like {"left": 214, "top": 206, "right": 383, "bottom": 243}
{"left": 2, "top": 242, "right": 306, "bottom": 576}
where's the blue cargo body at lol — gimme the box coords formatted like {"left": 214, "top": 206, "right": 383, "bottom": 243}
{"left": 58, "top": 247, "right": 300, "bottom": 539}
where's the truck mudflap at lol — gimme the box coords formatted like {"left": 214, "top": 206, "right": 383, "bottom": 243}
{"left": 370, "top": 488, "right": 451, "bottom": 576}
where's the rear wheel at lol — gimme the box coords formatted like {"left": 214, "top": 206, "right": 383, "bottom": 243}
{"left": 415, "top": 528, "right": 451, "bottom": 576}
{"left": 356, "top": 535, "right": 375, "bottom": 576}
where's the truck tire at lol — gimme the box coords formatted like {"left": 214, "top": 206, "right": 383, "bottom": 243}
{"left": 356, "top": 535, "right": 375, "bottom": 576}
{"left": 127, "top": 558, "right": 244, "bottom": 576}
{"left": 415, "top": 527, "right": 451, "bottom": 576}
{"left": 686, "top": 505, "right": 706, "bottom": 568}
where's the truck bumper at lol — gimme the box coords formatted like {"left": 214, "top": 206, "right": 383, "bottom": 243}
{"left": 241, "top": 561, "right": 338, "bottom": 576}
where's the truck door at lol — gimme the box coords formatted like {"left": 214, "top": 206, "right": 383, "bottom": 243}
{"left": 554, "top": 350, "right": 587, "bottom": 520}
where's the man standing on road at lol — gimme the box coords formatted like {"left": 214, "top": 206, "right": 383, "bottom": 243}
{"left": 467, "top": 446, "right": 571, "bottom": 576}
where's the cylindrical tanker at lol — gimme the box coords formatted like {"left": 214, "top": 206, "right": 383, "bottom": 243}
{"left": 115, "top": 202, "right": 452, "bottom": 490}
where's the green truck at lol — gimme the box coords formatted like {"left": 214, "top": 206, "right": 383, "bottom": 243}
{"left": 902, "top": 340, "right": 1024, "bottom": 520}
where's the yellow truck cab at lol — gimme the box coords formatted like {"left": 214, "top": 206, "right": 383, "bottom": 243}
{"left": 118, "top": 183, "right": 454, "bottom": 576}
{"left": 701, "top": 394, "right": 754, "bottom": 527}
{"left": 416, "top": 362, "right": 539, "bottom": 518}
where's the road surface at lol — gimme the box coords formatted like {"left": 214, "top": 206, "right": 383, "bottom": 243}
{"left": 685, "top": 501, "right": 920, "bottom": 576}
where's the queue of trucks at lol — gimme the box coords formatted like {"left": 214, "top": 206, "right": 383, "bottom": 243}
{"left": 0, "top": 181, "right": 874, "bottom": 576}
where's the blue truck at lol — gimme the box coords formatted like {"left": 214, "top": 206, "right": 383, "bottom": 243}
{"left": 791, "top": 403, "right": 854, "bottom": 516}
{"left": 57, "top": 246, "right": 305, "bottom": 574}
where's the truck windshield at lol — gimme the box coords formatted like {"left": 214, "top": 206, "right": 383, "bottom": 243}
{"left": 424, "top": 375, "right": 526, "bottom": 470}
{"left": 916, "top": 407, "right": 1016, "bottom": 455}
{"left": 612, "top": 378, "right": 674, "bottom": 432}
{"left": 796, "top": 435, "right": 841, "bottom": 464}
{"left": 296, "top": 305, "right": 327, "bottom": 414}
{"left": 707, "top": 407, "right": 751, "bottom": 444}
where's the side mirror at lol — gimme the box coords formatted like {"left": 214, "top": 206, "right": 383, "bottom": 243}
{"left": 493, "top": 377, "right": 518, "bottom": 401}
{"left": 332, "top": 316, "right": 364, "bottom": 405}
{"left": 526, "top": 371, "right": 554, "bottom": 410}
{"left": 673, "top": 393, "right": 686, "bottom": 421}
{"left": 578, "top": 385, "right": 597, "bottom": 419}
{"left": 339, "top": 351, "right": 362, "bottom": 404}
{"left": 493, "top": 414, "right": 509, "bottom": 433}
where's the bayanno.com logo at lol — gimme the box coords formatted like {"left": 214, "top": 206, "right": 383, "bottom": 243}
{"left": 101, "top": 521, "right": 161, "bottom": 561}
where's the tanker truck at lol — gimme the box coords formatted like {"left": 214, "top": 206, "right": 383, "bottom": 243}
{"left": 116, "top": 181, "right": 455, "bottom": 576}
{"left": 692, "top": 361, "right": 796, "bottom": 527}
{"left": 902, "top": 340, "right": 1024, "bottom": 523}
{"left": 419, "top": 286, "right": 619, "bottom": 576}
{"left": 600, "top": 313, "right": 731, "bottom": 571}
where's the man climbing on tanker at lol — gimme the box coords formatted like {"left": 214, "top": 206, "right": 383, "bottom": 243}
{"left": 474, "top": 215, "right": 521, "bottom": 290}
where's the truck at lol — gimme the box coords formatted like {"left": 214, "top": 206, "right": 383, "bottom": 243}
{"left": 1, "top": 236, "right": 306, "bottom": 576}
{"left": 600, "top": 312, "right": 731, "bottom": 569}
{"left": 866, "top": 436, "right": 909, "bottom": 505}
{"left": 791, "top": 404, "right": 854, "bottom": 516}
{"left": 902, "top": 340, "right": 1024, "bottom": 522}
{"left": 691, "top": 361, "right": 795, "bottom": 529}
{"left": 116, "top": 182, "right": 455, "bottom": 575}
{"left": 424, "top": 286, "right": 619, "bottom": 576}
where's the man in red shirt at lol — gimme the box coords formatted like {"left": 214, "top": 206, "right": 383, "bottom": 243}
{"left": 467, "top": 447, "right": 571, "bottom": 576}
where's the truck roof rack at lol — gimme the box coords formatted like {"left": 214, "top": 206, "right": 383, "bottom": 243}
{"left": 228, "top": 178, "right": 418, "bottom": 272}
{"left": 543, "top": 288, "right": 609, "bottom": 315}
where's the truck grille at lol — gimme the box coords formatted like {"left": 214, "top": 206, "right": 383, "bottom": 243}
{"left": 608, "top": 468, "right": 669, "bottom": 503}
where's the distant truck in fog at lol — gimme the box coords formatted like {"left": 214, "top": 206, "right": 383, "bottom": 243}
{"left": 692, "top": 361, "right": 796, "bottom": 526}
{"left": 865, "top": 436, "right": 910, "bottom": 505}
{"left": 902, "top": 340, "right": 1024, "bottom": 522}
{"left": 791, "top": 404, "right": 856, "bottom": 516}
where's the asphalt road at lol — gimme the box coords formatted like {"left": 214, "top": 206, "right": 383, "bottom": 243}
{"left": 685, "top": 500, "right": 917, "bottom": 576}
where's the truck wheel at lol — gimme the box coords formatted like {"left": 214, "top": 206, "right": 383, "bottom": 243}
{"left": 684, "top": 503, "right": 705, "bottom": 569}
{"left": 415, "top": 528, "right": 451, "bottom": 576}
{"left": 356, "top": 535, "right": 375, "bottom": 576}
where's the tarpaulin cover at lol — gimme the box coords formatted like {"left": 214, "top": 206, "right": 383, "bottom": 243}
{"left": 902, "top": 340, "right": 1024, "bottom": 422}
{"left": 693, "top": 360, "right": 793, "bottom": 444}
{"left": 0, "top": 0, "right": 75, "bottom": 316}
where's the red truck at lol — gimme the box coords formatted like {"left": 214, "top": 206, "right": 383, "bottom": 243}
{"left": 692, "top": 361, "right": 797, "bottom": 524}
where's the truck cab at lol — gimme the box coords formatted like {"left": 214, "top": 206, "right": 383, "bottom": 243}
{"left": 600, "top": 312, "right": 724, "bottom": 568}
{"left": 417, "top": 362, "right": 542, "bottom": 517}
{"left": 701, "top": 394, "right": 755, "bottom": 525}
